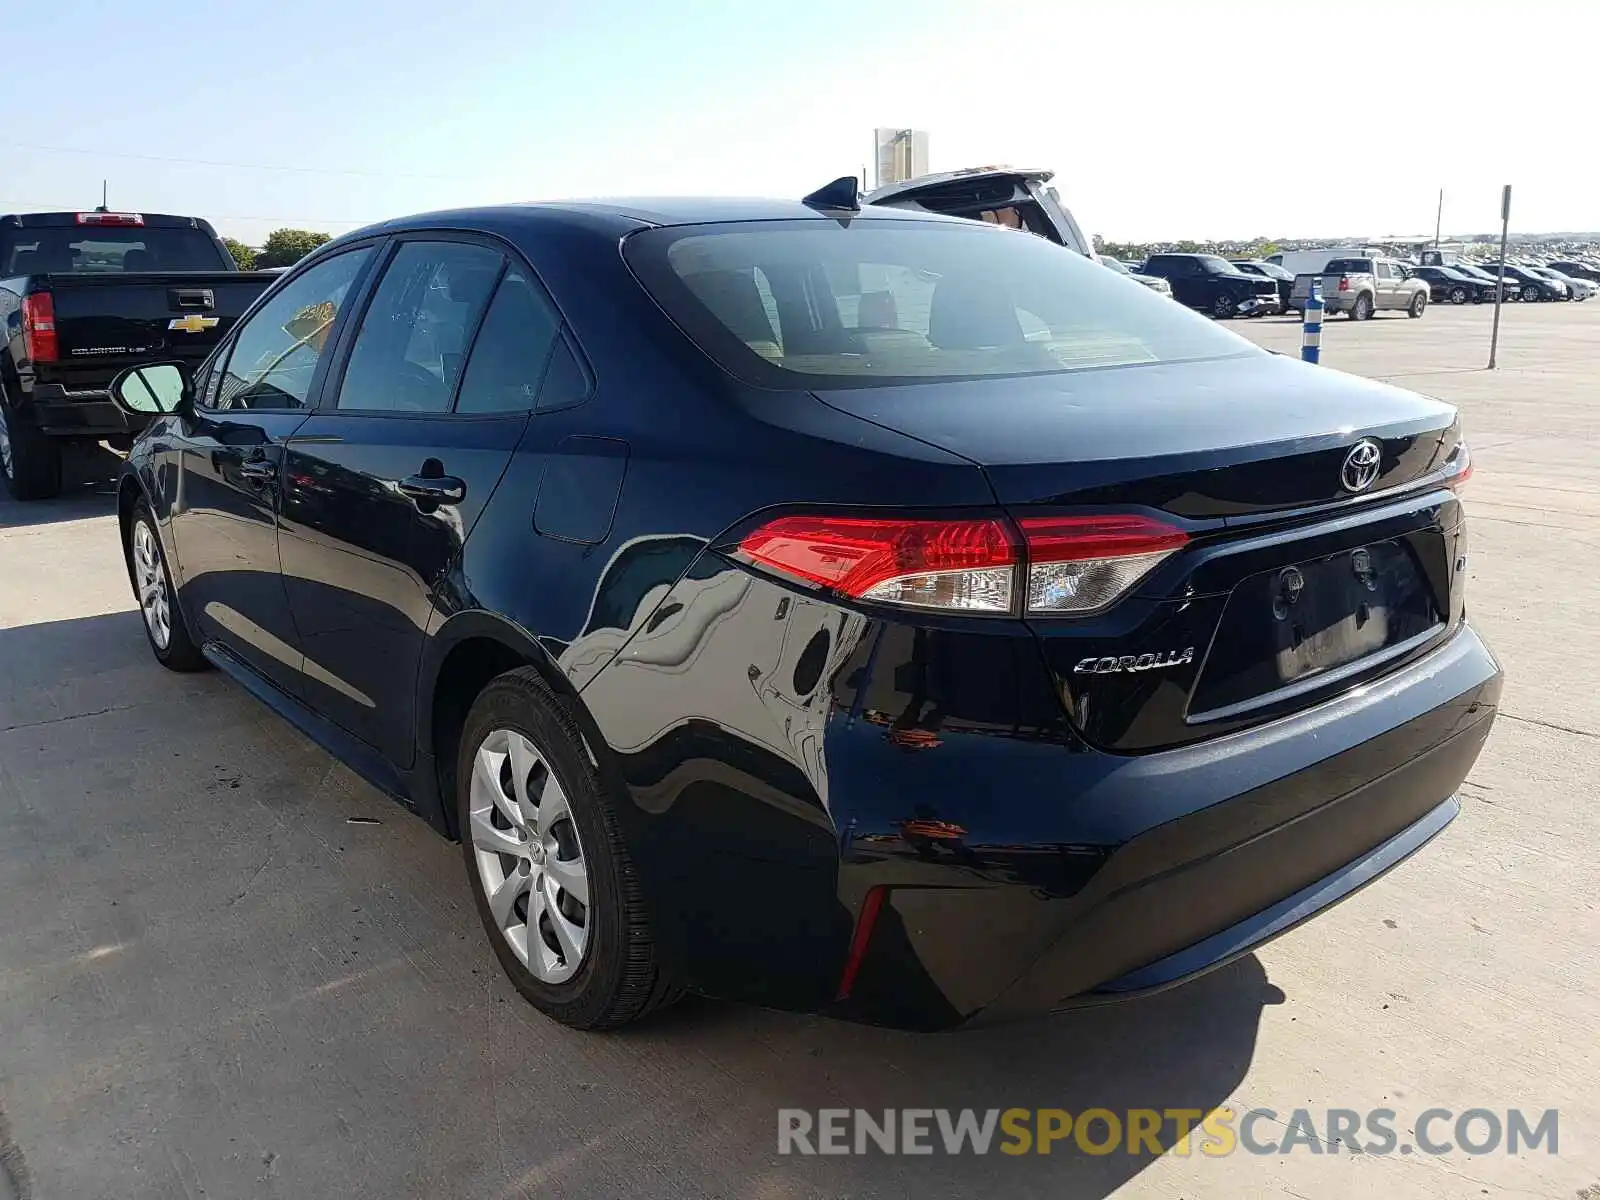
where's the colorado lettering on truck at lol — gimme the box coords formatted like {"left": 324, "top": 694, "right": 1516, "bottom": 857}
{"left": 0, "top": 209, "right": 278, "bottom": 500}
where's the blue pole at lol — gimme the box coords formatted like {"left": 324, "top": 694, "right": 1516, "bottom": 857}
{"left": 1301, "top": 279, "right": 1323, "bottom": 364}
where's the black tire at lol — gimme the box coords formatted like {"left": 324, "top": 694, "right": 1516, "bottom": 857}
{"left": 1525, "top": 286, "right": 1542, "bottom": 302}
{"left": 124, "top": 500, "right": 208, "bottom": 671}
{"left": 1449, "top": 286, "right": 1469, "bottom": 305}
{"left": 1351, "top": 293, "right": 1374, "bottom": 321}
{"left": 0, "top": 393, "right": 63, "bottom": 501}
{"left": 1407, "top": 291, "right": 1427, "bottom": 319}
{"left": 457, "top": 668, "right": 681, "bottom": 1030}
{"left": 1210, "top": 293, "right": 1235, "bottom": 319}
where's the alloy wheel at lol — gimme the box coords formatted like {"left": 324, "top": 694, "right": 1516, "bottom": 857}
{"left": 468, "top": 727, "right": 591, "bottom": 983}
{"left": 132, "top": 520, "right": 172, "bottom": 650}
{"left": 0, "top": 405, "right": 12, "bottom": 480}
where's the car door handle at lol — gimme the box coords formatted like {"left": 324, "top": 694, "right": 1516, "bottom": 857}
{"left": 398, "top": 474, "right": 466, "bottom": 506}
{"left": 238, "top": 458, "right": 277, "bottom": 485}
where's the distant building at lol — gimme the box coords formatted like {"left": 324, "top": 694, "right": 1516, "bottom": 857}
{"left": 874, "top": 128, "right": 929, "bottom": 188}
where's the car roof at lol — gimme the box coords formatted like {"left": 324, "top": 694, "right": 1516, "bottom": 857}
{"left": 340, "top": 197, "right": 970, "bottom": 244}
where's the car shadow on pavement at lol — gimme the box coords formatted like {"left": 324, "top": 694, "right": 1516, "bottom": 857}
{"left": 0, "top": 442, "right": 122, "bottom": 530}
{"left": 605, "top": 948, "right": 1279, "bottom": 1196}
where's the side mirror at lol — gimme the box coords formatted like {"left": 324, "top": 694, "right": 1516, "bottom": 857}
{"left": 110, "top": 362, "right": 191, "bottom": 416}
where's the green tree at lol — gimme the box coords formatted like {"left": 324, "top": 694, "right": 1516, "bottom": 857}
{"left": 1097, "top": 241, "right": 1148, "bottom": 262}
{"left": 256, "top": 228, "right": 332, "bottom": 268}
{"left": 221, "top": 237, "right": 257, "bottom": 270}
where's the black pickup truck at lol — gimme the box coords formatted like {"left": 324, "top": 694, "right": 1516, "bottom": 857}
{"left": 1, "top": 210, "right": 276, "bottom": 499}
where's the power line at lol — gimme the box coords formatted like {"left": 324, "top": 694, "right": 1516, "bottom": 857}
{"left": 0, "top": 139, "right": 468, "bottom": 182}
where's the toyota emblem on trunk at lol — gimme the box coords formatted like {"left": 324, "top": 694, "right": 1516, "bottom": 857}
{"left": 1341, "top": 439, "right": 1383, "bottom": 493}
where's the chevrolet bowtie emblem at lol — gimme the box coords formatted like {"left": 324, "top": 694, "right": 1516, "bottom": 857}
{"left": 168, "top": 315, "right": 219, "bottom": 334}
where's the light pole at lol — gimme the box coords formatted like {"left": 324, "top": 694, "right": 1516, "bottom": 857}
{"left": 1488, "top": 185, "right": 1511, "bottom": 370}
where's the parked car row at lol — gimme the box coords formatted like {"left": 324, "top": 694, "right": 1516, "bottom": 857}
{"left": 1132, "top": 253, "right": 1282, "bottom": 319}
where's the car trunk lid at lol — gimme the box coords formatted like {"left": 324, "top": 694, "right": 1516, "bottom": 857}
{"left": 812, "top": 353, "right": 1467, "bottom": 750}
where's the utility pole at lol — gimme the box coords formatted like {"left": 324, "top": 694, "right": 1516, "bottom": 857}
{"left": 1433, "top": 187, "right": 1443, "bottom": 253}
{"left": 99, "top": 179, "right": 109, "bottom": 212}
{"left": 1488, "top": 185, "right": 1511, "bottom": 370}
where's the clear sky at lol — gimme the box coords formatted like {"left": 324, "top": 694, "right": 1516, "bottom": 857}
{"left": 4, "top": 0, "right": 1591, "bottom": 247}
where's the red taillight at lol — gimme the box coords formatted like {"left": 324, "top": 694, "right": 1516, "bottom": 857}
{"left": 736, "top": 511, "right": 1188, "bottom": 616}
{"left": 75, "top": 211, "right": 144, "bottom": 226}
{"left": 21, "top": 293, "right": 57, "bottom": 363}
{"left": 1338, "top": 276, "right": 1351, "bottom": 291}
{"left": 1445, "top": 443, "right": 1473, "bottom": 490}
{"left": 737, "top": 515, "right": 1018, "bottom": 612}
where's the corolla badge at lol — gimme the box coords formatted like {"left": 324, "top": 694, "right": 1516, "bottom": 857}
{"left": 1341, "top": 439, "right": 1383, "bottom": 493}
{"left": 1073, "top": 647, "right": 1195, "bottom": 675}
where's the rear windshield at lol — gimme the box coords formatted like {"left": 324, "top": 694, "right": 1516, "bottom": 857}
{"left": 626, "top": 219, "right": 1254, "bottom": 389}
{"left": 0, "top": 227, "right": 227, "bottom": 274}
{"left": 1325, "top": 258, "right": 1374, "bottom": 274}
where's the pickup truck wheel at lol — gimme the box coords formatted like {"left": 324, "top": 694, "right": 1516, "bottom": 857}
{"left": 1449, "top": 286, "right": 1469, "bottom": 304}
{"left": 0, "top": 397, "right": 63, "bottom": 501}
{"left": 1350, "top": 293, "right": 1374, "bottom": 321}
{"left": 1210, "top": 294, "right": 1235, "bottom": 319}
{"left": 1407, "top": 292, "right": 1427, "bottom": 318}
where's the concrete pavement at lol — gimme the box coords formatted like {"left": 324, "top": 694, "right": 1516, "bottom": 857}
{"left": 0, "top": 303, "right": 1595, "bottom": 1198}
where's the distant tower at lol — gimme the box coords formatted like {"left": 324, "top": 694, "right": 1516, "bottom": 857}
{"left": 874, "top": 129, "right": 929, "bottom": 188}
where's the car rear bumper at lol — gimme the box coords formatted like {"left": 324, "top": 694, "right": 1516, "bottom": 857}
{"left": 822, "top": 622, "right": 1500, "bottom": 1030}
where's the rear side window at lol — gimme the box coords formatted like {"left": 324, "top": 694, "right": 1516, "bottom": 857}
{"left": 627, "top": 221, "right": 1252, "bottom": 389}
{"left": 1325, "top": 259, "right": 1373, "bottom": 274}
{"left": 335, "top": 241, "right": 503, "bottom": 413}
{"left": 454, "top": 267, "right": 565, "bottom": 414}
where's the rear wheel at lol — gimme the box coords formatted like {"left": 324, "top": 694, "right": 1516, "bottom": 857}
{"left": 0, "top": 394, "right": 63, "bottom": 501}
{"left": 1351, "top": 293, "right": 1374, "bottom": 321}
{"left": 1407, "top": 292, "right": 1428, "bottom": 318}
{"left": 1448, "top": 285, "right": 1469, "bottom": 305}
{"left": 457, "top": 668, "right": 680, "bottom": 1030}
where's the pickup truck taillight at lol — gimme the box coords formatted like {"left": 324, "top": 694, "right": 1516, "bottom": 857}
{"left": 1337, "top": 276, "right": 1351, "bottom": 292}
{"left": 21, "top": 293, "right": 58, "bottom": 363}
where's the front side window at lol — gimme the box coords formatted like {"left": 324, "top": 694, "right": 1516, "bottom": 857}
{"left": 212, "top": 247, "right": 373, "bottom": 410}
{"left": 335, "top": 241, "right": 504, "bottom": 413}
{"left": 626, "top": 220, "right": 1254, "bottom": 389}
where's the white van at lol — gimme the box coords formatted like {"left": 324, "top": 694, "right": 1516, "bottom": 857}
{"left": 1268, "top": 248, "right": 1385, "bottom": 278}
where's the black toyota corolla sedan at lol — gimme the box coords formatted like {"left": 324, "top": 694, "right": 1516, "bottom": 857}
{"left": 108, "top": 187, "right": 1500, "bottom": 1032}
